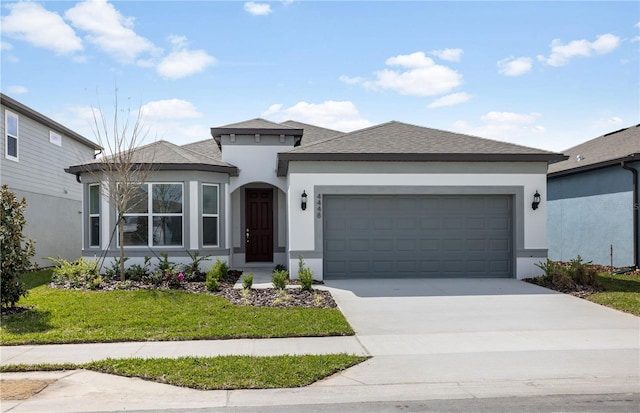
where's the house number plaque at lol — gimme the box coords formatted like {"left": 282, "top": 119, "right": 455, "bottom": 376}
{"left": 316, "top": 194, "right": 322, "bottom": 219}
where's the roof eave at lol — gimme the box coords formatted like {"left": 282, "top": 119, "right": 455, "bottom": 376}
{"left": 276, "top": 152, "right": 567, "bottom": 176}
{"left": 1, "top": 93, "right": 102, "bottom": 150}
{"left": 210, "top": 127, "right": 303, "bottom": 137}
{"left": 66, "top": 162, "right": 239, "bottom": 177}
{"left": 548, "top": 153, "right": 640, "bottom": 178}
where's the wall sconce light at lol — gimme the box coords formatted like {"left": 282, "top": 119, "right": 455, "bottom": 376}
{"left": 532, "top": 190, "right": 541, "bottom": 210}
{"left": 301, "top": 190, "right": 308, "bottom": 211}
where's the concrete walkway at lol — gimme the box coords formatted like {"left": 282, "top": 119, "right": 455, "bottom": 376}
{"left": 1, "top": 278, "right": 639, "bottom": 412}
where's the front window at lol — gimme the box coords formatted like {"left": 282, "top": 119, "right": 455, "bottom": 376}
{"left": 202, "top": 184, "right": 219, "bottom": 247}
{"left": 89, "top": 184, "right": 100, "bottom": 247}
{"left": 5, "top": 110, "right": 18, "bottom": 160}
{"left": 121, "top": 183, "right": 183, "bottom": 247}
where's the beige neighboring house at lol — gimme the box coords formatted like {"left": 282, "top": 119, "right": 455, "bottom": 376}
{"left": 1, "top": 93, "right": 101, "bottom": 267}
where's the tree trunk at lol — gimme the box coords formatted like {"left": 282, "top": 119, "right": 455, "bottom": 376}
{"left": 118, "top": 218, "right": 126, "bottom": 282}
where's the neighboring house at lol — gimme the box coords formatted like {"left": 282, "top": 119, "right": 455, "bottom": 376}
{"left": 547, "top": 124, "right": 639, "bottom": 268}
{"left": 1, "top": 94, "right": 101, "bottom": 267}
{"left": 67, "top": 118, "right": 565, "bottom": 280}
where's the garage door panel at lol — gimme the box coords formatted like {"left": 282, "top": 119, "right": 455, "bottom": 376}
{"left": 324, "top": 195, "right": 512, "bottom": 279}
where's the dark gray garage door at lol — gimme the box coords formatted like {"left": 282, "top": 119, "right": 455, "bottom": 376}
{"left": 323, "top": 195, "right": 513, "bottom": 279}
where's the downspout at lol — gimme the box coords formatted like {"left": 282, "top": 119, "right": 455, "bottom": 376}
{"left": 621, "top": 157, "right": 638, "bottom": 269}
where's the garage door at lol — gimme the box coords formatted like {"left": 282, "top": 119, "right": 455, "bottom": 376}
{"left": 323, "top": 195, "right": 513, "bottom": 279}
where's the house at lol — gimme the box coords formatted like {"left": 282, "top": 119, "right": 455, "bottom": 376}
{"left": 1, "top": 93, "right": 101, "bottom": 267}
{"left": 547, "top": 124, "right": 639, "bottom": 268}
{"left": 67, "top": 118, "right": 566, "bottom": 280}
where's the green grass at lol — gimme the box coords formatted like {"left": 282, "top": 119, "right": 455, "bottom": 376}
{"left": 0, "top": 354, "right": 368, "bottom": 389}
{"left": 588, "top": 272, "right": 640, "bottom": 316}
{"left": 0, "top": 270, "right": 354, "bottom": 345}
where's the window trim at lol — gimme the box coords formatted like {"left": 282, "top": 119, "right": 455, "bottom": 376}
{"left": 120, "top": 182, "right": 185, "bottom": 248}
{"left": 49, "top": 130, "right": 62, "bottom": 146}
{"left": 5, "top": 109, "right": 18, "bottom": 161}
{"left": 202, "top": 183, "right": 219, "bottom": 247}
{"left": 89, "top": 184, "right": 100, "bottom": 247}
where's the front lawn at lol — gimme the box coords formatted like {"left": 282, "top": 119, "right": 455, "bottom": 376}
{"left": 0, "top": 354, "right": 368, "bottom": 389}
{"left": 587, "top": 272, "right": 640, "bottom": 316}
{"left": 0, "top": 270, "right": 354, "bottom": 345}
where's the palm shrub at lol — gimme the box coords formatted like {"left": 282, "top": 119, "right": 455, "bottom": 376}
{"left": 185, "top": 250, "right": 211, "bottom": 281}
{"left": 1, "top": 185, "right": 35, "bottom": 308}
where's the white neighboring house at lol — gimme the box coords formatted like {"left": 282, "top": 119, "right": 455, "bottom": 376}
{"left": 67, "top": 118, "right": 566, "bottom": 280}
{"left": 1, "top": 93, "right": 101, "bottom": 267}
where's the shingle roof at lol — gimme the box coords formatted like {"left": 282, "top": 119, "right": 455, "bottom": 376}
{"left": 281, "top": 120, "right": 344, "bottom": 145}
{"left": 181, "top": 139, "right": 222, "bottom": 160}
{"left": 66, "top": 140, "right": 238, "bottom": 175}
{"left": 548, "top": 124, "right": 640, "bottom": 176}
{"left": 210, "top": 118, "right": 304, "bottom": 139}
{"left": 276, "top": 121, "right": 566, "bottom": 176}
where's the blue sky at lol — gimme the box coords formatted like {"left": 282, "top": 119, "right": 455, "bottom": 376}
{"left": 1, "top": 0, "right": 638, "bottom": 152}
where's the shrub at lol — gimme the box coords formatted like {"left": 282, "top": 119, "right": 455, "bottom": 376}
{"left": 127, "top": 257, "right": 151, "bottom": 281}
{"left": 573, "top": 262, "right": 599, "bottom": 287}
{"left": 205, "top": 259, "right": 228, "bottom": 292}
{"left": 1, "top": 185, "right": 35, "bottom": 308}
{"left": 273, "top": 264, "right": 287, "bottom": 273}
{"left": 552, "top": 270, "right": 576, "bottom": 290}
{"left": 156, "top": 253, "right": 176, "bottom": 274}
{"left": 104, "top": 257, "right": 129, "bottom": 281}
{"left": 185, "top": 250, "right": 211, "bottom": 282}
{"left": 535, "top": 259, "right": 561, "bottom": 282}
{"left": 297, "top": 256, "right": 313, "bottom": 292}
{"left": 142, "top": 270, "right": 164, "bottom": 287}
{"left": 272, "top": 269, "right": 289, "bottom": 290}
{"left": 49, "top": 257, "right": 101, "bottom": 290}
{"left": 242, "top": 273, "right": 254, "bottom": 290}
{"left": 164, "top": 271, "right": 185, "bottom": 289}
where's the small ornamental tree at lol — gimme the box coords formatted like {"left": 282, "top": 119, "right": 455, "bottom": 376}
{"left": 0, "top": 185, "right": 35, "bottom": 308}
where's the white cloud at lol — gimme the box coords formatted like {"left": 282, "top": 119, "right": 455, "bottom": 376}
{"left": 592, "top": 116, "right": 624, "bottom": 128}
{"left": 431, "top": 48, "right": 463, "bottom": 62}
{"left": 1, "top": 41, "right": 13, "bottom": 51}
{"left": 157, "top": 49, "right": 215, "bottom": 79}
{"left": 346, "top": 51, "right": 462, "bottom": 97}
{"left": 386, "top": 51, "right": 434, "bottom": 68}
{"left": 339, "top": 75, "right": 365, "bottom": 85}
{"left": 261, "top": 103, "right": 283, "bottom": 117}
{"left": 139, "top": 99, "right": 203, "bottom": 120}
{"left": 65, "top": 0, "right": 158, "bottom": 63}
{"left": 427, "top": 92, "right": 471, "bottom": 109}
{"left": 244, "top": 2, "right": 272, "bottom": 16}
{"left": 497, "top": 56, "right": 532, "bottom": 76}
{"left": 262, "top": 100, "right": 372, "bottom": 132}
{"left": 537, "top": 33, "right": 620, "bottom": 67}
{"left": 452, "top": 111, "right": 546, "bottom": 146}
{"left": 7, "top": 85, "right": 28, "bottom": 94}
{"left": 1, "top": 2, "right": 83, "bottom": 55}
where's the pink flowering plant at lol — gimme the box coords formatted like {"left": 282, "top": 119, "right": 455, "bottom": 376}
{"left": 164, "top": 271, "right": 185, "bottom": 289}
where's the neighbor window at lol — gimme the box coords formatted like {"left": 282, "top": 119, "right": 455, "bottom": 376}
{"left": 202, "top": 184, "right": 219, "bottom": 247}
{"left": 89, "top": 184, "right": 100, "bottom": 247}
{"left": 50, "top": 131, "right": 62, "bottom": 146}
{"left": 5, "top": 110, "right": 18, "bottom": 160}
{"left": 121, "top": 183, "right": 183, "bottom": 247}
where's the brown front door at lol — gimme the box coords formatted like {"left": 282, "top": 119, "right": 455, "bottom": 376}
{"left": 245, "top": 188, "right": 274, "bottom": 262}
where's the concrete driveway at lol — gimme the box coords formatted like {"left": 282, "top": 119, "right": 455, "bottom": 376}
{"left": 318, "top": 278, "right": 640, "bottom": 394}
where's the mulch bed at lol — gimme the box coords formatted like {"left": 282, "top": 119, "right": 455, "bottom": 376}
{"left": 46, "top": 271, "right": 337, "bottom": 309}
{"left": 523, "top": 261, "right": 638, "bottom": 298}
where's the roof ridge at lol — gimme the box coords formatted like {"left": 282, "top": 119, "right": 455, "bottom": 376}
{"left": 287, "top": 121, "right": 394, "bottom": 152}
{"left": 282, "top": 120, "right": 344, "bottom": 134}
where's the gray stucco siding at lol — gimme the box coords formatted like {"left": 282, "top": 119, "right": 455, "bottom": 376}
{"left": 547, "top": 163, "right": 638, "bottom": 267}
{"left": 548, "top": 164, "right": 635, "bottom": 200}
{"left": 81, "top": 170, "right": 231, "bottom": 257}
